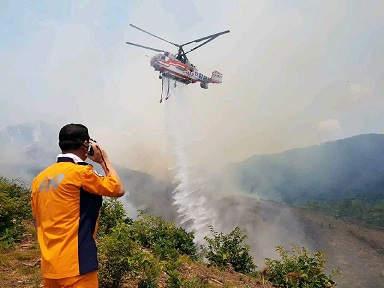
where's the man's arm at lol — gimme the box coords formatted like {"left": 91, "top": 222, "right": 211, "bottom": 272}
{"left": 100, "top": 155, "right": 125, "bottom": 197}
{"left": 88, "top": 143, "right": 125, "bottom": 197}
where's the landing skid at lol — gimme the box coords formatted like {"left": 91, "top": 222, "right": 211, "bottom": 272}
{"left": 159, "top": 73, "right": 185, "bottom": 103}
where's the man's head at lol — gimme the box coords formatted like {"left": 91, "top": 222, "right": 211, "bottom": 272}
{"left": 59, "top": 124, "right": 90, "bottom": 154}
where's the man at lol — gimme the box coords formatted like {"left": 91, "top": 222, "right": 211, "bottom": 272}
{"left": 31, "top": 123, "right": 125, "bottom": 287}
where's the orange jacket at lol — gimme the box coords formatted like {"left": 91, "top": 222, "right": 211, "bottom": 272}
{"left": 31, "top": 157, "right": 121, "bottom": 279}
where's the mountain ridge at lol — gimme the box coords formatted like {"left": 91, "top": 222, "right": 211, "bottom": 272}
{"left": 223, "top": 133, "right": 384, "bottom": 205}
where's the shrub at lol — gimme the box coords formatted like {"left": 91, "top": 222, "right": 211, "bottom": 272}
{"left": 200, "top": 226, "right": 256, "bottom": 274}
{"left": 98, "top": 222, "right": 145, "bottom": 288}
{"left": 264, "top": 245, "right": 340, "bottom": 288}
{"left": 98, "top": 197, "right": 133, "bottom": 237}
{"left": 98, "top": 205, "right": 198, "bottom": 287}
{"left": 137, "top": 255, "right": 164, "bottom": 288}
{"left": 130, "top": 211, "right": 197, "bottom": 260}
{"left": 0, "top": 177, "right": 31, "bottom": 244}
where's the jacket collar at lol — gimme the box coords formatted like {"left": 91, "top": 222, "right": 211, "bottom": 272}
{"left": 57, "top": 153, "right": 88, "bottom": 165}
{"left": 57, "top": 153, "right": 83, "bottom": 163}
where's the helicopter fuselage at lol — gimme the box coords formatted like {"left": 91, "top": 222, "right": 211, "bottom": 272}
{"left": 150, "top": 52, "right": 222, "bottom": 87}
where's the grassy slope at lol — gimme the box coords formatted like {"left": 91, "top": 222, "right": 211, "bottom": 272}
{"left": 292, "top": 207, "right": 384, "bottom": 288}
{"left": 4, "top": 207, "right": 384, "bottom": 288}
{"left": 0, "top": 222, "right": 41, "bottom": 288}
{"left": 0, "top": 221, "right": 273, "bottom": 288}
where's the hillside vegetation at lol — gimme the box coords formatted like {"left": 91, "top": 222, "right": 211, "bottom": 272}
{"left": 0, "top": 177, "right": 339, "bottom": 288}
{"left": 224, "top": 134, "right": 384, "bottom": 225}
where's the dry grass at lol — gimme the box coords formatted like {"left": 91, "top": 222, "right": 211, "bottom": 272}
{"left": 0, "top": 222, "right": 42, "bottom": 288}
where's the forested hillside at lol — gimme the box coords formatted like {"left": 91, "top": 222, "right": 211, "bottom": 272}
{"left": 225, "top": 134, "right": 384, "bottom": 205}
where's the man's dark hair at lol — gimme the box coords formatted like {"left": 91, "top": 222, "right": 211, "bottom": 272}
{"left": 59, "top": 141, "right": 82, "bottom": 151}
{"left": 58, "top": 123, "right": 90, "bottom": 152}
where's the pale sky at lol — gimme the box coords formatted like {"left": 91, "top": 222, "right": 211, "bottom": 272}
{"left": 1, "top": 0, "right": 384, "bottom": 178}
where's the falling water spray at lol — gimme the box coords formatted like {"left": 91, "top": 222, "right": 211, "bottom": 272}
{"left": 164, "top": 84, "right": 215, "bottom": 244}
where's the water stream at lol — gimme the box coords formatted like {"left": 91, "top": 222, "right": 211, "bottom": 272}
{"left": 164, "top": 83, "right": 213, "bottom": 244}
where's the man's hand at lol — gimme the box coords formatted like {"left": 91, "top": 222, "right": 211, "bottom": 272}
{"left": 86, "top": 142, "right": 125, "bottom": 197}
{"left": 87, "top": 143, "right": 107, "bottom": 164}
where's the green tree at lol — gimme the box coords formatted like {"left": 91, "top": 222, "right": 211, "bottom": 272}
{"left": 200, "top": 226, "right": 256, "bottom": 274}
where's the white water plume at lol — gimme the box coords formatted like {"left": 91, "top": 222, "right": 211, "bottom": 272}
{"left": 164, "top": 83, "right": 215, "bottom": 244}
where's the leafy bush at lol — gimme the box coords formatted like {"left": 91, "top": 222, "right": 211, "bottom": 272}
{"left": 264, "top": 245, "right": 340, "bottom": 288}
{"left": 98, "top": 197, "right": 133, "bottom": 237}
{"left": 98, "top": 209, "right": 198, "bottom": 287}
{"left": 98, "top": 222, "right": 148, "bottom": 288}
{"left": 130, "top": 211, "right": 197, "bottom": 260}
{"left": 137, "top": 255, "right": 164, "bottom": 288}
{"left": 0, "top": 177, "right": 31, "bottom": 244}
{"left": 98, "top": 204, "right": 165, "bottom": 288}
{"left": 200, "top": 226, "right": 256, "bottom": 274}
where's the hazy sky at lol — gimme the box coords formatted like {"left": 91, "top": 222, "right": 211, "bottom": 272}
{"left": 1, "top": 0, "right": 384, "bottom": 177}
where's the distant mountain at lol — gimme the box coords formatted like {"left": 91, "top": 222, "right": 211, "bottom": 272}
{"left": 3, "top": 122, "right": 384, "bottom": 211}
{"left": 0, "top": 121, "right": 178, "bottom": 221}
{"left": 117, "top": 167, "right": 178, "bottom": 222}
{"left": 224, "top": 134, "right": 384, "bottom": 205}
{"left": 0, "top": 121, "right": 60, "bottom": 179}
{"left": 0, "top": 121, "right": 57, "bottom": 146}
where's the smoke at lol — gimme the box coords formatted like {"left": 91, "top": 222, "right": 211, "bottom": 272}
{"left": 349, "top": 82, "right": 374, "bottom": 103}
{"left": 317, "top": 119, "right": 343, "bottom": 143}
{"left": 162, "top": 82, "right": 314, "bottom": 257}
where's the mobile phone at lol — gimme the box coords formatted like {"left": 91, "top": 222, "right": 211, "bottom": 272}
{"left": 87, "top": 144, "right": 94, "bottom": 156}
{"left": 87, "top": 139, "right": 97, "bottom": 156}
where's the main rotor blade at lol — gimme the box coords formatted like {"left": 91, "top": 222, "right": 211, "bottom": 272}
{"left": 181, "top": 30, "right": 230, "bottom": 47}
{"left": 184, "top": 36, "right": 219, "bottom": 55}
{"left": 130, "top": 24, "right": 179, "bottom": 47}
{"left": 126, "top": 42, "right": 165, "bottom": 53}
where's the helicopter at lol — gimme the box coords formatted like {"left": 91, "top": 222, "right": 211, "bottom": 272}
{"left": 126, "top": 24, "right": 230, "bottom": 103}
